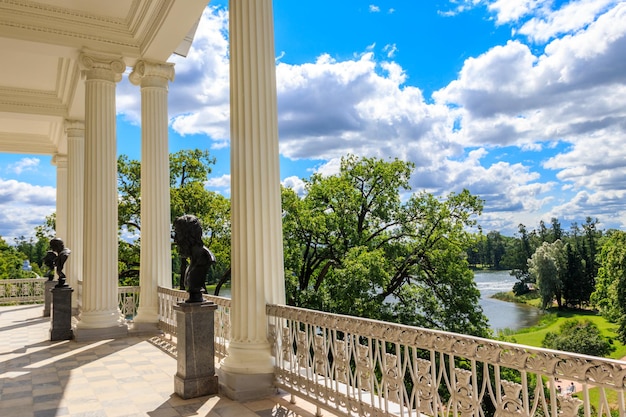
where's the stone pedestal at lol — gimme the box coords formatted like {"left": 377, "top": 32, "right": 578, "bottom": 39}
{"left": 43, "top": 280, "right": 55, "bottom": 317}
{"left": 173, "top": 301, "right": 218, "bottom": 399}
{"left": 50, "top": 286, "right": 74, "bottom": 340}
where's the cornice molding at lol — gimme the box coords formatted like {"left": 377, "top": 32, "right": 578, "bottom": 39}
{"left": 0, "top": 0, "right": 172, "bottom": 57}
{"left": 0, "top": 132, "right": 57, "bottom": 154}
{"left": 0, "top": 86, "right": 67, "bottom": 117}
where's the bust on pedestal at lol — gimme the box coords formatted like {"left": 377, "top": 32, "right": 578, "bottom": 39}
{"left": 172, "top": 215, "right": 218, "bottom": 399}
{"left": 47, "top": 238, "right": 74, "bottom": 341}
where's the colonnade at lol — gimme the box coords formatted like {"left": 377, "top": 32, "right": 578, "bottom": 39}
{"left": 49, "top": 0, "right": 284, "bottom": 400}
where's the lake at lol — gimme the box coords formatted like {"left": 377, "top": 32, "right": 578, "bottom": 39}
{"left": 214, "top": 269, "right": 541, "bottom": 333}
{"left": 475, "top": 269, "right": 542, "bottom": 332}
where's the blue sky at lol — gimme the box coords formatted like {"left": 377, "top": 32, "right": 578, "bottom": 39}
{"left": 2, "top": 0, "right": 626, "bottom": 241}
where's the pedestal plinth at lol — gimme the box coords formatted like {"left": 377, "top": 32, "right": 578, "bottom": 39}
{"left": 173, "top": 301, "right": 218, "bottom": 399}
{"left": 43, "top": 280, "right": 55, "bottom": 317}
{"left": 50, "top": 286, "right": 74, "bottom": 340}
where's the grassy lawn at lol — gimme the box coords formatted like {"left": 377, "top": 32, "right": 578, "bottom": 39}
{"left": 499, "top": 304, "right": 626, "bottom": 360}
{"left": 497, "top": 301, "right": 625, "bottom": 413}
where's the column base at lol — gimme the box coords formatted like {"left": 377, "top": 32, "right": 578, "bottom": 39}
{"left": 73, "top": 323, "right": 128, "bottom": 342}
{"left": 217, "top": 368, "right": 276, "bottom": 402}
{"left": 129, "top": 321, "right": 163, "bottom": 337}
{"left": 174, "top": 373, "right": 218, "bottom": 400}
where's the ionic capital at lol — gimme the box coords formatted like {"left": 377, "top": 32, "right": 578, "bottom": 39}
{"left": 52, "top": 153, "right": 68, "bottom": 168}
{"left": 64, "top": 120, "right": 85, "bottom": 140}
{"left": 79, "top": 51, "right": 126, "bottom": 83}
{"left": 129, "top": 60, "right": 175, "bottom": 88}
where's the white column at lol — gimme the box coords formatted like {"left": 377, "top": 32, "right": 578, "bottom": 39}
{"left": 53, "top": 154, "right": 68, "bottom": 242}
{"left": 65, "top": 120, "right": 84, "bottom": 313}
{"left": 129, "top": 60, "right": 175, "bottom": 327}
{"left": 74, "top": 51, "right": 127, "bottom": 340}
{"left": 219, "top": 0, "right": 286, "bottom": 400}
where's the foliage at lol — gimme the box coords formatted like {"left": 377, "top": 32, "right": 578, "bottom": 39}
{"left": 13, "top": 235, "right": 48, "bottom": 274}
{"left": 503, "top": 309, "right": 626, "bottom": 360}
{"left": 542, "top": 318, "right": 614, "bottom": 357}
{"left": 467, "top": 230, "right": 512, "bottom": 269}
{"left": 591, "top": 230, "right": 626, "bottom": 342}
{"left": 0, "top": 236, "right": 30, "bottom": 279}
{"left": 116, "top": 149, "right": 230, "bottom": 288}
{"left": 35, "top": 213, "right": 56, "bottom": 241}
{"left": 528, "top": 240, "right": 566, "bottom": 309}
{"left": 282, "top": 154, "right": 489, "bottom": 337}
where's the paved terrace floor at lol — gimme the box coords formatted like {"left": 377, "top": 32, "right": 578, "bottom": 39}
{"left": 0, "top": 304, "right": 332, "bottom": 417}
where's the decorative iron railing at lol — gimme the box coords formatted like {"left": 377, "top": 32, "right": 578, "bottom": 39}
{"left": 156, "top": 286, "right": 231, "bottom": 360}
{"left": 267, "top": 303, "right": 626, "bottom": 417}
{"left": 0, "top": 277, "right": 47, "bottom": 304}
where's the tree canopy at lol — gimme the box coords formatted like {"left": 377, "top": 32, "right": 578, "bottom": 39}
{"left": 117, "top": 149, "right": 230, "bottom": 287}
{"left": 542, "top": 319, "right": 614, "bottom": 357}
{"left": 528, "top": 240, "right": 566, "bottom": 309}
{"left": 282, "top": 155, "right": 489, "bottom": 337}
{"left": 590, "top": 230, "right": 626, "bottom": 342}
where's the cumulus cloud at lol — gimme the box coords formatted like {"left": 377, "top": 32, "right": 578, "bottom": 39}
{"left": 117, "top": 2, "right": 626, "bottom": 234}
{"left": 0, "top": 179, "right": 55, "bottom": 241}
{"left": 117, "top": 5, "right": 231, "bottom": 148}
{"left": 282, "top": 176, "right": 306, "bottom": 196}
{"left": 205, "top": 174, "right": 231, "bottom": 195}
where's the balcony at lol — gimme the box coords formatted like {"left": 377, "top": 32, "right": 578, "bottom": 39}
{"left": 1, "top": 281, "right": 624, "bottom": 416}
{"left": 0, "top": 302, "right": 329, "bottom": 417}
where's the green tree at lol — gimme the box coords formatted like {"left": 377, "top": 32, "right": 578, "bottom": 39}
{"left": 282, "top": 155, "right": 489, "bottom": 337}
{"left": 562, "top": 242, "right": 586, "bottom": 308}
{"left": 0, "top": 236, "right": 28, "bottom": 279}
{"left": 13, "top": 235, "right": 48, "bottom": 272}
{"left": 510, "top": 224, "right": 536, "bottom": 295}
{"left": 528, "top": 240, "right": 566, "bottom": 309}
{"left": 591, "top": 230, "right": 626, "bottom": 327}
{"left": 542, "top": 319, "right": 614, "bottom": 357}
{"left": 116, "top": 150, "right": 230, "bottom": 289}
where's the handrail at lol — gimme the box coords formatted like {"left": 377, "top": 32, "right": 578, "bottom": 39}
{"left": 267, "top": 303, "right": 626, "bottom": 417}
{"left": 0, "top": 277, "right": 48, "bottom": 304}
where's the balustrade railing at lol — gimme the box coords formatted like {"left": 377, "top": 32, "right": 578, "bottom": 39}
{"left": 267, "top": 303, "right": 626, "bottom": 417}
{"left": 118, "top": 286, "right": 140, "bottom": 319}
{"left": 156, "top": 286, "right": 231, "bottom": 360}
{"left": 0, "top": 277, "right": 47, "bottom": 304}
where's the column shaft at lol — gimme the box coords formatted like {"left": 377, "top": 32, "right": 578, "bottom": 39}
{"left": 53, "top": 155, "right": 68, "bottom": 242}
{"left": 130, "top": 60, "right": 175, "bottom": 325}
{"left": 65, "top": 121, "right": 84, "bottom": 313}
{"left": 221, "top": 0, "right": 285, "bottom": 379}
{"left": 74, "top": 52, "right": 127, "bottom": 338}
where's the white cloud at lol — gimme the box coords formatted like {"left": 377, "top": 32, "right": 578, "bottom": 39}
{"left": 282, "top": 176, "right": 306, "bottom": 196}
{"left": 206, "top": 174, "right": 230, "bottom": 188}
{"left": 0, "top": 179, "right": 55, "bottom": 241}
{"left": 111, "top": 3, "right": 626, "bottom": 235}
{"left": 383, "top": 43, "right": 398, "bottom": 58}
{"left": 487, "top": 0, "right": 550, "bottom": 25}
{"left": 369, "top": 5, "right": 381, "bottom": 13}
{"left": 117, "top": 5, "right": 231, "bottom": 147}
{"left": 7, "top": 157, "right": 40, "bottom": 175}
{"left": 517, "top": 0, "right": 618, "bottom": 42}
{"left": 205, "top": 174, "right": 231, "bottom": 195}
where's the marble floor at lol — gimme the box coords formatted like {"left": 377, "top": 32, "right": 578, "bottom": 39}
{"left": 0, "top": 304, "right": 333, "bottom": 417}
